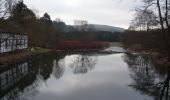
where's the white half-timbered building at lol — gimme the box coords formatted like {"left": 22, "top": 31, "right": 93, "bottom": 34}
{"left": 0, "top": 31, "right": 28, "bottom": 53}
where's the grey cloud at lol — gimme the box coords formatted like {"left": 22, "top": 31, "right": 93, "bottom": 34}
{"left": 24, "top": 0, "right": 140, "bottom": 29}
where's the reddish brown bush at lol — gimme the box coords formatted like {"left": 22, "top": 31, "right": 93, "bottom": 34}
{"left": 55, "top": 40, "right": 110, "bottom": 50}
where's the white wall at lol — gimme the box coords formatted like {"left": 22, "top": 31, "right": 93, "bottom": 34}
{"left": 0, "top": 33, "right": 28, "bottom": 53}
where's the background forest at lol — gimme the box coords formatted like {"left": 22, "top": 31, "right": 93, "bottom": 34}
{"left": 0, "top": 0, "right": 121, "bottom": 49}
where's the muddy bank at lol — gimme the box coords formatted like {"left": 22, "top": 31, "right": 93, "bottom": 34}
{"left": 0, "top": 48, "right": 107, "bottom": 68}
{"left": 0, "top": 48, "right": 53, "bottom": 68}
{"left": 126, "top": 44, "right": 170, "bottom": 69}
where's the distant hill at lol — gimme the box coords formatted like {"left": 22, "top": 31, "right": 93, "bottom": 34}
{"left": 65, "top": 24, "right": 125, "bottom": 33}
{"left": 88, "top": 24, "right": 125, "bottom": 32}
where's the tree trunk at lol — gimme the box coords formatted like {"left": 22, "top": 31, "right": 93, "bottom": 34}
{"left": 165, "top": 0, "right": 169, "bottom": 30}
{"left": 156, "top": 0, "right": 170, "bottom": 49}
{"left": 157, "top": 0, "right": 165, "bottom": 33}
{"left": 166, "top": 0, "right": 170, "bottom": 34}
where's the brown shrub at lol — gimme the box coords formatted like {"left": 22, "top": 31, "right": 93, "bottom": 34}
{"left": 54, "top": 40, "right": 110, "bottom": 50}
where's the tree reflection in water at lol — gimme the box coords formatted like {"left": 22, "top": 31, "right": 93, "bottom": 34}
{"left": 70, "top": 54, "right": 97, "bottom": 74}
{"left": 52, "top": 59, "right": 65, "bottom": 79}
{"left": 123, "top": 53, "right": 170, "bottom": 100}
{"left": 0, "top": 54, "right": 65, "bottom": 100}
{"left": 0, "top": 53, "right": 97, "bottom": 100}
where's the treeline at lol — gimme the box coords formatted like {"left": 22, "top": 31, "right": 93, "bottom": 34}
{"left": 60, "top": 31, "right": 121, "bottom": 42}
{"left": 0, "top": 0, "right": 120, "bottom": 49}
{"left": 121, "top": 30, "right": 169, "bottom": 53}
{"left": 123, "top": 0, "right": 170, "bottom": 53}
{"left": 0, "top": 1, "right": 60, "bottom": 48}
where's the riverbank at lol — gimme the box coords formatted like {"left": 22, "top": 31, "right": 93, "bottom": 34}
{"left": 121, "top": 30, "right": 170, "bottom": 69}
{"left": 0, "top": 41, "right": 111, "bottom": 68}
{"left": 0, "top": 47, "right": 52, "bottom": 68}
{"left": 55, "top": 40, "right": 110, "bottom": 50}
{"left": 126, "top": 44, "right": 170, "bottom": 69}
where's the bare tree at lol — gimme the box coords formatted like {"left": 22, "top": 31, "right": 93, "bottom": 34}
{"left": 130, "top": 9, "right": 158, "bottom": 31}
{"left": 74, "top": 20, "right": 88, "bottom": 32}
{"left": 165, "top": 0, "right": 170, "bottom": 31}
{"left": 0, "top": 0, "right": 20, "bottom": 23}
{"left": 128, "top": 25, "right": 136, "bottom": 31}
{"left": 0, "top": 0, "right": 7, "bottom": 19}
{"left": 130, "top": 0, "right": 170, "bottom": 47}
{"left": 155, "top": 0, "right": 170, "bottom": 47}
{"left": 138, "top": 0, "right": 169, "bottom": 31}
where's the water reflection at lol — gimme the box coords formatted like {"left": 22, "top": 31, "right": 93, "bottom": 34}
{"left": 2, "top": 52, "right": 169, "bottom": 100}
{"left": 0, "top": 54, "right": 65, "bottom": 100}
{"left": 0, "top": 53, "right": 98, "bottom": 100}
{"left": 0, "top": 62, "right": 34, "bottom": 100}
{"left": 52, "top": 59, "right": 65, "bottom": 79}
{"left": 70, "top": 54, "right": 97, "bottom": 74}
{"left": 0, "top": 63, "right": 28, "bottom": 90}
{"left": 123, "top": 53, "right": 170, "bottom": 100}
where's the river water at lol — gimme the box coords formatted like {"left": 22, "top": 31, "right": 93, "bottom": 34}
{"left": 0, "top": 51, "right": 169, "bottom": 100}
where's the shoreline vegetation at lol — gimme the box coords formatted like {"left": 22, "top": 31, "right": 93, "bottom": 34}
{"left": 126, "top": 47, "right": 170, "bottom": 69}
{"left": 55, "top": 40, "right": 110, "bottom": 50}
{"left": 1, "top": 38, "right": 170, "bottom": 69}
{"left": 0, "top": 47, "right": 51, "bottom": 68}
{"left": 122, "top": 30, "right": 170, "bottom": 68}
{"left": 0, "top": 41, "right": 111, "bottom": 68}
{"left": 0, "top": 0, "right": 170, "bottom": 70}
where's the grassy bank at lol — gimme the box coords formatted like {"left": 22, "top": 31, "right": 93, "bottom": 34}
{"left": 0, "top": 47, "right": 51, "bottom": 68}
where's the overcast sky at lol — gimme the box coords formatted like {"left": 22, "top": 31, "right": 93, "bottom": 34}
{"left": 24, "top": 0, "right": 139, "bottom": 29}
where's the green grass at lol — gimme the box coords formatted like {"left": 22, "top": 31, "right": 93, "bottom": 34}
{"left": 29, "top": 47, "right": 51, "bottom": 53}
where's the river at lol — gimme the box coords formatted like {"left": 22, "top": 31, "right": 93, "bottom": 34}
{"left": 0, "top": 50, "right": 169, "bottom": 100}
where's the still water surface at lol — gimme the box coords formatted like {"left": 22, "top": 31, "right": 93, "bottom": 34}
{"left": 0, "top": 52, "right": 169, "bottom": 100}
